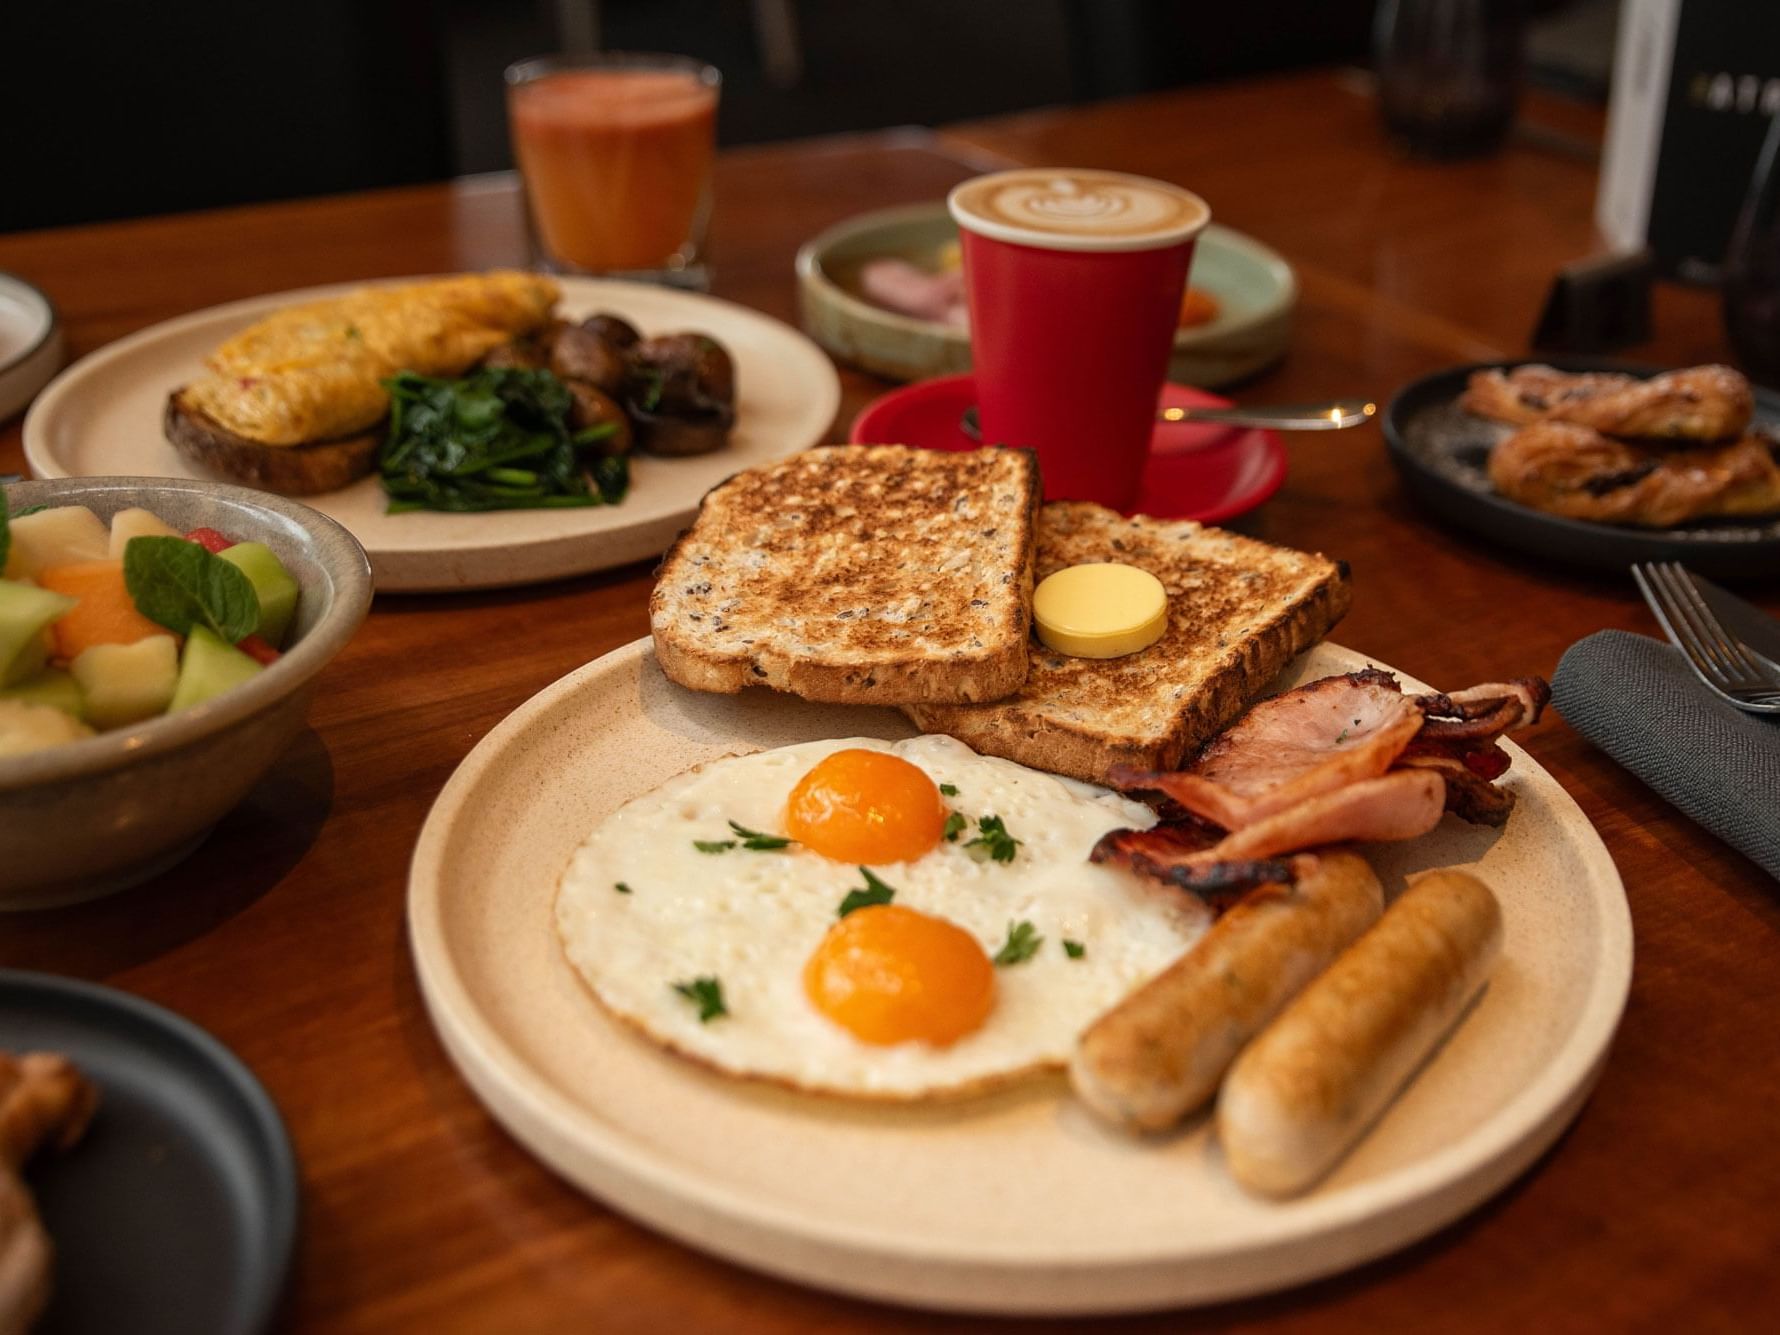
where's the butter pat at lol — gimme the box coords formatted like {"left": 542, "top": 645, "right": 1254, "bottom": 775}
{"left": 1033, "top": 563, "right": 1167, "bottom": 659}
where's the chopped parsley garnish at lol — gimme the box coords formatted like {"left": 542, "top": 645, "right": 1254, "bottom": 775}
{"left": 614, "top": 881, "right": 632, "bottom": 895}
{"left": 938, "top": 782, "right": 959, "bottom": 797}
{"left": 671, "top": 976, "right": 728, "bottom": 1022}
{"left": 965, "top": 814, "right": 1022, "bottom": 864}
{"left": 942, "top": 811, "right": 967, "bottom": 843}
{"left": 1062, "top": 939, "right": 1086, "bottom": 959}
{"left": 727, "top": 820, "right": 795, "bottom": 851}
{"left": 838, "top": 868, "right": 896, "bottom": 918}
{"left": 1335, "top": 728, "right": 1349, "bottom": 744}
{"left": 693, "top": 839, "right": 736, "bottom": 854}
{"left": 993, "top": 920, "right": 1043, "bottom": 966}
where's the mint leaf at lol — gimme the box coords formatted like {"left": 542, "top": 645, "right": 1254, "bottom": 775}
{"left": 837, "top": 867, "right": 896, "bottom": 918}
{"left": 123, "top": 536, "right": 259, "bottom": 642}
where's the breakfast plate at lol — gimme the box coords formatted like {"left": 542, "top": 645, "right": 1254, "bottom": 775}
{"left": 0, "top": 970, "right": 296, "bottom": 1334}
{"left": 1385, "top": 358, "right": 1780, "bottom": 579}
{"left": 22, "top": 278, "right": 841, "bottom": 592}
{"left": 408, "top": 637, "right": 1631, "bottom": 1314}
{"left": 796, "top": 204, "right": 1296, "bottom": 387}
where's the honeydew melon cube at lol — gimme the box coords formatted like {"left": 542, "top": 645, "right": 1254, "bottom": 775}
{"left": 71, "top": 634, "right": 179, "bottom": 729}
{"left": 0, "top": 580, "right": 77, "bottom": 687}
{"left": 0, "top": 698, "right": 93, "bottom": 757}
{"left": 218, "top": 543, "right": 299, "bottom": 647}
{"left": 0, "top": 669, "right": 85, "bottom": 720}
{"left": 107, "top": 507, "right": 182, "bottom": 559}
{"left": 5, "top": 506, "right": 108, "bottom": 578}
{"left": 169, "top": 625, "right": 262, "bottom": 714}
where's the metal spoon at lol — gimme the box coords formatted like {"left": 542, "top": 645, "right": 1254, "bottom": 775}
{"left": 959, "top": 400, "right": 1376, "bottom": 440}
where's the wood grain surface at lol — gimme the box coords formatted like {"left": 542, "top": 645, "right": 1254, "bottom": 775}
{"left": 2, "top": 69, "right": 1777, "bottom": 1332}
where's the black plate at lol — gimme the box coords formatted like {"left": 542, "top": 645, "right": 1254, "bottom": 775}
{"left": 1383, "top": 357, "right": 1780, "bottom": 579}
{"left": 0, "top": 972, "right": 296, "bottom": 1335}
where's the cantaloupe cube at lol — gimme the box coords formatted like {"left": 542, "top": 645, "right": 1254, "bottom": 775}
{"left": 35, "top": 560, "right": 169, "bottom": 660}
{"left": 4, "top": 506, "right": 109, "bottom": 578}
{"left": 107, "top": 507, "right": 181, "bottom": 559}
{"left": 71, "top": 634, "right": 179, "bottom": 728}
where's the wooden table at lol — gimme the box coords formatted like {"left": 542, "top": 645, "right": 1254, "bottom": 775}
{"left": 4, "top": 69, "right": 1776, "bottom": 1331}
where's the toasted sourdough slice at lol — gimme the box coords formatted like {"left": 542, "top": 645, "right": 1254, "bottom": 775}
{"left": 651, "top": 445, "right": 1040, "bottom": 704}
{"left": 165, "top": 391, "right": 381, "bottom": 496}
{"left": 905, "top": 502, "right": 1351, "bottom": 782}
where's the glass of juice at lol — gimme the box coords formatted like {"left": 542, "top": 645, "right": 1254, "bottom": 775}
{"left": 506, "top": 53, "right": 720, "bottom": 286}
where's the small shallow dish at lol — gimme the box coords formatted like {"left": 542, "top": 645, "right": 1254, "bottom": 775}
{"left": 0, "top": 969, "right": 297, "bottom": 1334}
{"left": 408, "top": 638, "right": 1630, "bottom": 1315}
{"left": 0, "top": 271, "right": 63, "bottom": 422}
{"left": 1384, "top": 358, "right": 1780, "bottom": 579}
{"left": 796, "top": 203, "right": 1296, "bottom": 387}
{"left": 0, "top": 476, "right": 372, "bottom": 908}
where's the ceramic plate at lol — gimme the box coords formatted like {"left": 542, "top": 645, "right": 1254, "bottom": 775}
{"left": 849, "top": 372, "right": 1288, "bottom": 524}
{"left": 0, "top": 970, "right": 296, "bottom": 1334}
{"left": 0, "top": 271, "right": 63, "bottom": 422}
{"left": 796, "top": 204, "right": 1296, "bottom": 387}
{"left": 1384, "top": 358, "right": 1780, "bottom": 579}
{"left": 22, "top": 278, "right": 840, "bottom": 591}
{"left": 408, "top": 638, "right": 1631, "bottom": 1315}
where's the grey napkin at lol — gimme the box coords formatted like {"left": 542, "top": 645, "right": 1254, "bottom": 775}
{"left": 1553, "top": 629, "right": 1780, "bottom": 880}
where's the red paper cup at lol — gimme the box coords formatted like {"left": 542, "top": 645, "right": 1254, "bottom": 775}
{"left": 950, "top": 170, "right": 1209, "bottom": 510}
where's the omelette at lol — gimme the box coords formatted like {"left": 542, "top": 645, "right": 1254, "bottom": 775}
{"left": 179, "top": 271, "right": 560, "bottom": 446}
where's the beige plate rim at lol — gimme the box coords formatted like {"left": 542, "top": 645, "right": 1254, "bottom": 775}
{"left": 407, "top": 637, "right": 1631, "bottom": 1310}
{"left": 20, "top": 277, "right": 841, "bottom": 592}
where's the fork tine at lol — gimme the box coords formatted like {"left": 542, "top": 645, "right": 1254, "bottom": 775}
{"left": 1653, "top": 563, "right": 1752, "bottom": 687}
{"left": 1659, "top": 563, "right": 1767, "bottom": 685}
{"left": 1650, "top": 564, "right": 1734, "bottom": 682}
{"left": 1634, "top": 563, "right": 1728, "bottom": 687}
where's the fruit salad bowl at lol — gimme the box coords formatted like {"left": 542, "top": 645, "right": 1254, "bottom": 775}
{"left": 0, "top": 476, "right": 372, "bottom": 908}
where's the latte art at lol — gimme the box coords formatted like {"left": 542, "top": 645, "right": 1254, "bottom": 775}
{"left": 950, "top": 170, "right": 1208, "bottom": 251}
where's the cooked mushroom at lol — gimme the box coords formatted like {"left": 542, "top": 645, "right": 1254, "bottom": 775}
{"left": 629, "top": 333, "right": 736, "bottom": 414}
{"left": 565, "top": 382, "right": 634, "bottom": 455}
{"left": 550, "top": 325, "right": 628, "bottom": 395}
{"left": 582, "top": 313, "right": 642, "bottom": 351}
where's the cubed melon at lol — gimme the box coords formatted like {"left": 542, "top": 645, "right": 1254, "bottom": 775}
{"left": 169, "top": 625, "right": 263, "bottom": 713}
{"left": 4, "top": 506, "right": 109, "bottom": 578}
{"left": 219, "top": 542, "right": 299, "bottom": 647}
{"left": 71, "top": 635, "right": 179, "bottom": 729}
{"left": 0, "top": 580, "right": 78, "bottom": 686}
{"left": 36, "top": 560, "right": 169, "bottom": 660}
{"left": 107, "top": 507, "right": 182, "bottom": 559}
{"left": 0, "top": 698, "right": 93, "bottom": 757}
{"left": 0, "top": 669, "right": 85, "bottom": 720}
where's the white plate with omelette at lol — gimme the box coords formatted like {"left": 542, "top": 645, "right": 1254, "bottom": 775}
{"left": 406, "top": 637, "right": 1631, "bottom": 1315}
{"left": 21, "top": 277, "right": 841, "bottom": 592}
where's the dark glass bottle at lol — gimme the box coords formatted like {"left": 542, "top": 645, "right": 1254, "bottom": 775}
{"left": 1724, "top": 113, "right": 1780, "bottom": 389}
{"left": 1374, "top": 0, "right": 1526, "bottom": 159}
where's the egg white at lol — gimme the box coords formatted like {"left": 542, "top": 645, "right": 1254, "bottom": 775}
{"left": 554, "top": 735, "right": 1205, "bottom": 1100}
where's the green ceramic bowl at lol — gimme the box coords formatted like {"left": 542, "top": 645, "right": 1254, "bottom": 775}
{"left": 795, "top": 203, "right": 1297, "bottom": 387}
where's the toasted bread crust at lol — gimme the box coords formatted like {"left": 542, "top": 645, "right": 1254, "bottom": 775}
{"left": 905, "top": 503, "right": 1351, "bottom": 782}
{"left": 165, "top": 389, "right": 380, "bottom": 496}
{"left": 650, "top": 445, "right": 1040, "bottom": 705}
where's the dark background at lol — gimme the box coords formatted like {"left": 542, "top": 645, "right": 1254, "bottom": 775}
{"left": 0, "top": 0, "right": 1612, "bottom": 233}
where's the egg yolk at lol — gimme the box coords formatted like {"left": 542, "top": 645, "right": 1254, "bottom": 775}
{"left": 784, "top": 749, "right": 947, "bottom": 864}
{"left": 803, "top": 905, "right": 995, "bottom": 1046}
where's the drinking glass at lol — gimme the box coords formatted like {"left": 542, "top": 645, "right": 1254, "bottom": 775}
{"left": 1374, "top": 0, "right": 1525, "bottom": 159}
{"left": 506, "top": 53, "right": 720, "bottom": 287}
{"left": 1724, "top": 112, "right": 1780, "bottom": 388}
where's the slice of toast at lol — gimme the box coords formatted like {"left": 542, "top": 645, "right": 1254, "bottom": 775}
{"left": 904, "top": 502, "right": 1351, "bottom": 782}
{"left": 165, "top": 390, "right": 381, "bottom": 496}
{"left": 651, "top": 445, "right": 1040, "bottom": 704}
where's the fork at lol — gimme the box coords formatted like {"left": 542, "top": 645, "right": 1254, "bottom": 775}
{"left": 1631, "top": 562, "right": 1780, "bottom": 714}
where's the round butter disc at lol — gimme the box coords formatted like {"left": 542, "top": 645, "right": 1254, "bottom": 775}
{"left": 1033, "top": 563, "right": 1168, "bottom": 659}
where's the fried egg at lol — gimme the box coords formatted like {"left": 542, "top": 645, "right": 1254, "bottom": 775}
{"left": 554, "top": 734, "right": 1204, "bottom": 1100}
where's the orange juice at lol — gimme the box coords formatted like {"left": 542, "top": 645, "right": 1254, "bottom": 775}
{"left": 509, "top": 64, "right": 718, "bottom": 274}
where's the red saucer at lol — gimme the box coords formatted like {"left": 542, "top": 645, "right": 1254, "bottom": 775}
{"left": 849, "top": 373, "right": 1288, "bottom": 523}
